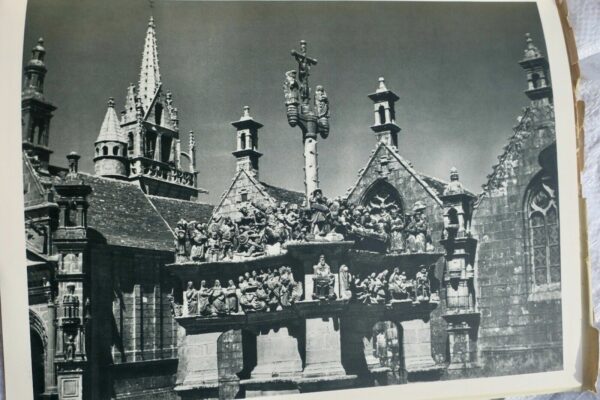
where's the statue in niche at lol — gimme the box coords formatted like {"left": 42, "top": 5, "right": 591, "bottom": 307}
{"left": 62, "top": 283, "right": 80, "bottom": 319}
{"left": 339, "top": 264, "right": 352, "bottom": 300}
{"left": 415, "top": 266, "right": 430, "bottom": 302}
{"left": 65, "top": 333, "right": 77, "bottom": 361}
{"left": 312, "top": 254, "right": 336, "bottom": 300}
{"left": 174, "top": 219, "right": 188, "bottom": 261}
{"left": 225, "top": 280, "right": 239, "bottom": 314}
{"left": 283, "top": 70, "right": 299, "bottom": 104}
{"left": 210, "top": 280, "right": 228, "bottom": 316}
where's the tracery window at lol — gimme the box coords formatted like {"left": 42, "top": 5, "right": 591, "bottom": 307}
{"left": 526, "top": 176, "right": 559, "bottom": 286}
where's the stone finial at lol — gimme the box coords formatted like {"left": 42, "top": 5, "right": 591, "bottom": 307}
{"left": 523, "top": 33, "right": 542, "bottom": 59}
{"left": 241, "top": 106, "right": 251, "bottom": 120}
{"left": 107, "top": 97, "right": 115, "bottom": 108}
{"left": 189, "top": 130, "right": 195, "bottom": 150}
{"left": 376, "top": 77, "right": 388, "bottom": 93}
{"left": 450, "top": 167, "right": 459, "bottom": 181}
{"left": 149, "top": 16, "right": 155, "bottom": 27}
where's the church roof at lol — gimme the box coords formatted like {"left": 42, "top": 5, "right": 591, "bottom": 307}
{"left": 96, "top": 98, "right": 127, "bottom": 143}
{"left": 79, "top": 174, "right": 175, "bottom": 251}
{"left": 146, "top": 195, "right": 214, "bottom": 230}
{"left": 260, "top": 181, "right": 305, "bottom": 206}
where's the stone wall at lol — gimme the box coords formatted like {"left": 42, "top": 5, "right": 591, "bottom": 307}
{"left": 471, "top": 111, "right": 562, "bottom": 376}
{"left": 89, "top": 245, "right": 179, "bottom": 399}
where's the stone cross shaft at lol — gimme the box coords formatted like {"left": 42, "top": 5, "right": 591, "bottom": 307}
{"left": 284, "top": 40, "right": 330, "bottom": 200}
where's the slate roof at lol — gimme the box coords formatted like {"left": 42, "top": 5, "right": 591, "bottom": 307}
{"left": 78, "top": 174, "right": 175, "bottom": 251}
{"left": 146, "top": 195, "right": 214, "bottom": 229}
{"left": 260, "top": 181, "right": 305, "bottom": 206}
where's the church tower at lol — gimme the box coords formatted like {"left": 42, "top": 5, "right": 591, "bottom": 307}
{"left": 519, "top": 33, "right": 552, "bottom": 106}
{"left": 111, "top": 16, "right": 202, "bottom": 200}
{"left": 22, "top": 38, "right": 57, "bottom": 170}
{"left": 94, "top": 98, "right": 128, "bottom": 178}
{"left": 231, "top": 106, "right": 263, "bottom": 178}
{"left": 368, "top": 77, "right": 401, "bottom": 148}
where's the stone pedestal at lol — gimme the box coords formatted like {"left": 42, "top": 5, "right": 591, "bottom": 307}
{"left": 176, "top": 331, "right": 220, "bottom": 397}
{"left": 252, "top": 327, "right": 303, "bottom": 380}
{"left": 302, "top": 317, "right": 345, "bottom": 378}
{"left": 401, "top": 319, "right": 437, "bottom": 372}
{"left": 443, "top": 312, "right": 480, "bottom": 371}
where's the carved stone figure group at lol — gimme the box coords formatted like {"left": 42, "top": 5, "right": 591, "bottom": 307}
{"left": 350, "top": 266, "right": 434, "bottom": 305}
{"left": 175, "top": 191, "right": 435, "bottom": 263}
{"left": 171, "top": 266, "right": 303, "bottom": 318}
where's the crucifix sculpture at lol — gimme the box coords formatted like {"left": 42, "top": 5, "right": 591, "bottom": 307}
{"left": 283, "top": 40, "right": 330, "bottom": 200}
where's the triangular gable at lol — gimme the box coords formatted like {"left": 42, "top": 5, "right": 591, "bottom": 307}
{"left": 23, "top": 154, "right": 48, "bottom": 208}
{"left": 212, "top": 169, "right": 278, "bottom": 220}
{"left": 142, "top": 84, "right": 176, "bottom": 132}
{"left": 345, "top": 142, "right": 443, "bottom": 207}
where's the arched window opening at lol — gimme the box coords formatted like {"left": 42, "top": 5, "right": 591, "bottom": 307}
{"left": 102, "top": 146, "right": 108, "bottom": 156}
{"left": 378, "top": 105, "right": 386, "bottom": 125}
{"left": 526, "top": 176, "right": 560, "bottom": 285}
{"left": 113, "top": 146, "right": 119, "bottom": 156}
{"left": 128, "top": 132, "right": 134, "bottom": 155}
{"left": 155, "top": 103, "right": 163, "bottom": 125}
{"left": 95, "top": 147, "right": 99, "bottom": 156}
{"left": 531, "top": 73, "right": 541, "bottom": 89}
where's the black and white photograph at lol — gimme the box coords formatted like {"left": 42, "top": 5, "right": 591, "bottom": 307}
{"left": 4, "top": 0, "right": 587, "bottom": 399}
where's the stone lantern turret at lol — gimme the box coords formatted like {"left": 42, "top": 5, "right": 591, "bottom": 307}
{"left": 368, "top": 77, "right": 401, "bottom": 148}
{"left": 231, "top": 106, "right": 263, "bottom": 178}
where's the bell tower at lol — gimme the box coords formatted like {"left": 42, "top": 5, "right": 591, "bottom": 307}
{"left": 519, "top": 33, "right": 552, "bottom": 106}
{"left": 231, "top": 106, "right": 263, "bottom": 178}
{"left": 368, "top": 77, "right": 401, "bottom": 148}
{"left": 22, "top": 38, "right": 57, "bottom": 170}
{"left": 94, "top": 98, "right": 128, "bottom": 179}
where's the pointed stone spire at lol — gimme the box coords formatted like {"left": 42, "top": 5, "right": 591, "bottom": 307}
{"left": 96, "top": 98, "right": 127, "bottom": 143}
{"left": 376, "top": 77, "right": 388, "bottom": 93}
{"left": 523, "top": 33, "right": 543, "bottom": 60}
{"left": 138, "top": 16, "right": 162, "bottom": 112}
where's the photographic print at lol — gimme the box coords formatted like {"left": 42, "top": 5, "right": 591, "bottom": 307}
{"left": 17, "top": 0, "right": 577, "bottom": 399}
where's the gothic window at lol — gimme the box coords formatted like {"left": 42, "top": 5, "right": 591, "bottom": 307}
{"left": 362, "top": 179, "right": 404, "bottom": 216}
{"left": 526, "top": 176, "right": 559, "bottom": 286}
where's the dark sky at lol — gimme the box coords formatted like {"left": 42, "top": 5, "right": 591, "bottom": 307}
{"left": 23, "top": 0, "right": 548, "bottom": 203}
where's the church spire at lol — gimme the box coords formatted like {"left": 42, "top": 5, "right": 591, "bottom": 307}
{"left": 138, "top": 16, "right": 162, "bottom": 111}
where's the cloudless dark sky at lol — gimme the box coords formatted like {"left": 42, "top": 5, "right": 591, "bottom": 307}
{"left": 23, "top": 0, "right": 548, "bottom": 203}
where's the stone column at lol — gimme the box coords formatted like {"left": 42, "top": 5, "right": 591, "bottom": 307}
{"left": 303, "top": 136, "right": 318, "bottom": 200}
{"left": 252, "top": 327, "right": 303, "bottom": 380}
{"left": 177, "top": 331, "right": 221, "bottom": 390}
{"left": 401, "top": 319, "right": 437, "bottom": 372}
{"left": 302, "top": 317, "right": 345, "bottom": 378}
{"left": 43, "top": 299, "right": 57, "bottom": 398}
{"left": 154, "top": 134, "right": 162, "bottom": 162}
